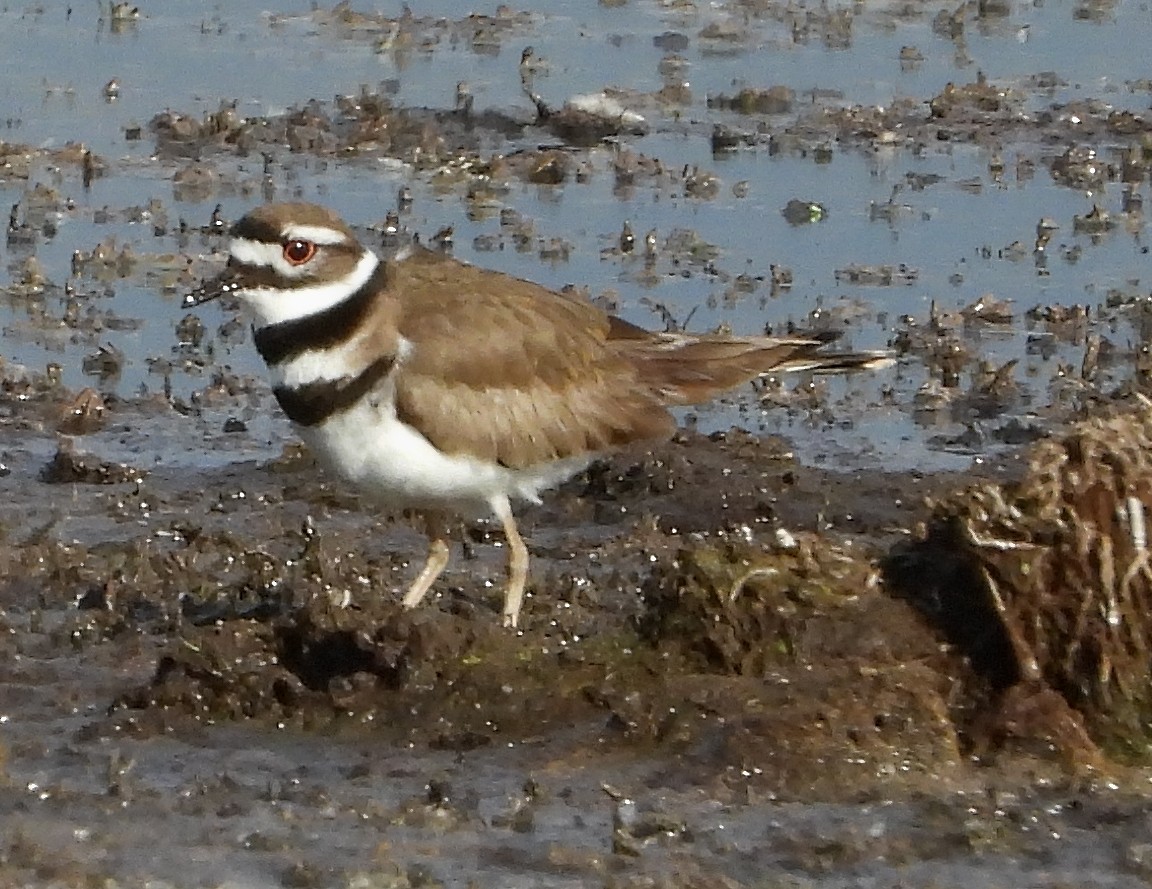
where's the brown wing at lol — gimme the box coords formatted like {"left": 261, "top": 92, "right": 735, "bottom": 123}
{"left": 391, "top": 248, "right": 674, "bottom": 469}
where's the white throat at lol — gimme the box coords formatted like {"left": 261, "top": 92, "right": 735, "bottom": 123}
{"left": 229, "top": 241, "right": 379, "bottom": 327}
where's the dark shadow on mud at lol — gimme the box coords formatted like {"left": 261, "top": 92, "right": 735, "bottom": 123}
{"left": 883, "top": 515, "right": 1022, "bottom": 692}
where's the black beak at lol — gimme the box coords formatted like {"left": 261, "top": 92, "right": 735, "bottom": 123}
{"left": 183, "top": 263, "right": 243, "bottom": 308}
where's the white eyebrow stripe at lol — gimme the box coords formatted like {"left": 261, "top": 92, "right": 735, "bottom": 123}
{"left": 282, "top": 223, "right": 352, "bottom": 246}
{"left": 230, "top": 237, "right": 281, "bottom": 267}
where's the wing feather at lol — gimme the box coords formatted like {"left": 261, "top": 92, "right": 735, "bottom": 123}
{"left": 391, "top": 248, "right": 673, "bottom": 468}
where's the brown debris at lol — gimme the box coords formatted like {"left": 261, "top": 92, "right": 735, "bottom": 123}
{"left": 888, "top": 401, "right": 1152, "bottom": 760}
{"left": 707, "top": 85, "right": 795, "bottom": 115}
{"left": 55, "top": 387, "right": 107, "bottom": 435}
{"left": 40, "top": 437, "right": 142, "bottom": 485}
{"left": 929, "top": 74, "right": 1012, "bottom": 119}
{"left": 638, "top": 534, "right": 882, "bottom": 675}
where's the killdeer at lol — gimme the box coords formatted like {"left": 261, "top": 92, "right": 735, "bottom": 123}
{"left": 188, "top": 202, "right": 889, "bottom": 628}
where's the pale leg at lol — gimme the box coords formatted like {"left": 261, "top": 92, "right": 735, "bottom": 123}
{"left": 402, "top": 513, "right": 451, "bottom": 609}
{"left": 491, "top": 495, "right": 529, "bottom": 628}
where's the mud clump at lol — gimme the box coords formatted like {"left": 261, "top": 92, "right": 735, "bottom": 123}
{"left": 888, "top": 400, "right": 1152, "bottom": 761}
{"left": 115, "top": 600, "right": 484, "bottom": 730}
{"left": 94, "top": 456, "right": 977, "bottom": 795}
{"left": 111, "top": 581, "right": 611, "bottom": 745}
{"left": 39, "top": 438, "right": 143, "bottom": 485}
{"left": 638, "top": 534, "right": 882, "bottom": 675}
{"left": 631, "top": 534, "right": 967, "bottom": 795}
{"left": 929, "top": 74, "right": 1014, "bottom": 119}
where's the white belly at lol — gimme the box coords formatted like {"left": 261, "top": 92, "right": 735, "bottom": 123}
{"left": 296, "top": 395, "right": 592, "bottom": 512}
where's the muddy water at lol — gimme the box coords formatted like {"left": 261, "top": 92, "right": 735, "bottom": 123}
{"left": 1, "top": 0, "right": 1149, "bottom": 471}
{"left": 4, "top": 1, "right": 1152, "bottom": 887}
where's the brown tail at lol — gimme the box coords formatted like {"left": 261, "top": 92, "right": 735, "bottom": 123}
{"left": 607, "top": 317, "right": 891, "bottom": 406}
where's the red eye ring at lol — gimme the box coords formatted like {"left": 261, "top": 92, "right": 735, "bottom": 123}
{"left": 283, "top": 239, "right": 316, "bottom": 266}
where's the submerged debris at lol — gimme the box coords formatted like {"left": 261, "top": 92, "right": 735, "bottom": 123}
{"left": 707, "top": 85, "right": 795, "bottom": 115}
{"left": 834, "top": 263, "right": 918, "bottom": 285}
{"left": 532, "top": 90, "right": 649, "bottom": 143}
{"left": 781, "top": 199, "right": 827, "bottom": 225}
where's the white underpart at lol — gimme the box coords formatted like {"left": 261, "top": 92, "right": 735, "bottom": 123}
{"left": 297, "top": 374, "right": 594, "bottom": 514}
{"left": 228, "top": 238, "right": 379, "bottom": 327}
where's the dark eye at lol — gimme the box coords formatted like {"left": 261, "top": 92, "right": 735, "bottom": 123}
{"left": 283, "top": 239, "right": 316, "bottom": 265}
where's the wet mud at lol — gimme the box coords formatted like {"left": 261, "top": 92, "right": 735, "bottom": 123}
{"left": 6, "top": 382, "right": 1152, "bottom": 887}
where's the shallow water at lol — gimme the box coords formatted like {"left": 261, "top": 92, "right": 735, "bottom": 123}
{"left": 1, "top": 0, "right": 1149, "bottom": 474}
